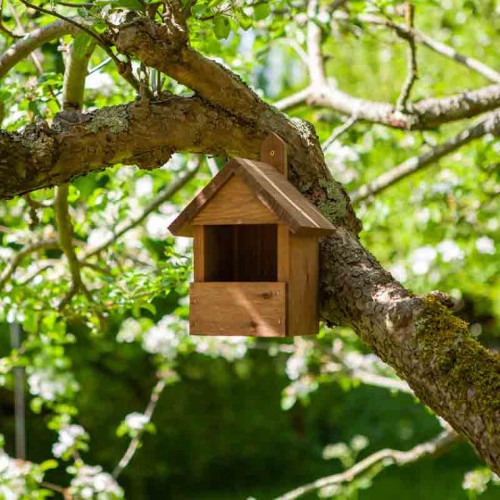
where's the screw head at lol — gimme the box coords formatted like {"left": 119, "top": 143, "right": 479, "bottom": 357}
{"left": 270, "top": 150, "right": 275, "bottom": 157}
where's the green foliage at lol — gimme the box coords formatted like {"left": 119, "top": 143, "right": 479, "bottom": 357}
{"left": 0, "top": 0, "right": 499, "bottom": 498}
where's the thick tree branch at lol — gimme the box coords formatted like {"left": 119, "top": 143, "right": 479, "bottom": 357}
{"left": 351, "top": 110, "right": 500, "bottom": 202}
{"left": 276, "top": 430, "right": 459, "bottom": 500}
{"left": 308, "top": 83, "right": 500, "bottom": 130}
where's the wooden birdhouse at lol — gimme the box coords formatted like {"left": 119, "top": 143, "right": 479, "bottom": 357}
{"left": 168, "top": 134, "right": 335, "bottom": 337}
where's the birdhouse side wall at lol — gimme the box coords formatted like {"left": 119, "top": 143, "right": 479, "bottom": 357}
{"left": 287, "top": 235, "right": 319, "bottom": 336}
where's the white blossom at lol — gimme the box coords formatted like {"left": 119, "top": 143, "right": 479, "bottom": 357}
{"left": 145, "top": 213, "right": 170, "bottom": 239}
{"left": 142, "top": 315, "right": 186, "bottom": 359}
{"left": 285, "top": 354, "right": 307, "bottom": 380}
{"left": 193, "top": 336, "right": 248, "bottom": 361}
{"left": 410, "top": 246, "right": 437, "bottom": 275}
{"left": 124, "top": 412, "right": 149, "bottom": 432}
{"left": 52, "top": 424, "right": 87, "bottom": 458}
{"left": 389, "top": 263, "right": 407, "bottom": 283}
{"left": 476, "top": 236, "right": 495, "bottom": 255}
{"left": 70, "top": 465, "right": 123, "bottom": 499}
{"left": 0, "top": 449, "right": 33, "bottom": 499}
{"left": 117, "top": 318, "right": 143, "bottom": 343}
{"left": 135, "top": 175, "right": 153, "bottom": 197}
{"left": 437, "top": 240, "right": 464, "bottom": 262}
{"left": 27, "top": 367, "right": 75, "bottom": 401}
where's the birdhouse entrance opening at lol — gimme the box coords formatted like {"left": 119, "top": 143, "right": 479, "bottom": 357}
{"left": 198, "top": 224, "right": 277, "bottom": 282}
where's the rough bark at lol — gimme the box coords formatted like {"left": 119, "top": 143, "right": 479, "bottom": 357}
{"left": 1, "top": 10, "right": 500, "bottom": 473}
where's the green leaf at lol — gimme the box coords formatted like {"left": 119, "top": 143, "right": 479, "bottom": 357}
{"left": 253, "top": 3, "right": 270, "bottom": 21}
{"left": 213, "top": 16, "right": 231, "bottom": 40}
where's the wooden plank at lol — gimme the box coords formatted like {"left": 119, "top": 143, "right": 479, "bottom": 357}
{"left": 287, "top": 235, "right": 319, "bottom": 336}
{"left": 260, "top": 133, "right": 288, "bottom": 177}
{"left": 193, "top": 176, "right": 278, "bottom": 225}
{"left": 190, "top": 282, "right": 287, "bottom": 337}
{"left": 277, "top": 225, "right": 289, "bottom": 282}
{"left": 193, "top": 225, "right": 205, "bottom": 282}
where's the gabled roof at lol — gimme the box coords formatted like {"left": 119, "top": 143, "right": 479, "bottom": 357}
{"left": 168, "top": 158, "right": 336, "bottom": 237}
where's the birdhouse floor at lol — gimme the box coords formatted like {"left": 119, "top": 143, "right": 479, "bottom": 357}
{"left": 189, "top": 282, "right": 287, "bottom": 337}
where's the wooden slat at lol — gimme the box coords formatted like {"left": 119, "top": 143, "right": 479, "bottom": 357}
{"left": 277, "top": 224, "right": 289, "bottom": 282}
{"left": 260, "top": 132, "right": 288, "bottom": 177}
{"left": 193, "top": 176, "right": 278, "bottom": 225}
{"left": 190, "top": 282, "right": 287, "bottom": 337}
{"left": 287, "top": 235, "right": 319, "bottom": 336}
{"left": 193, "top": 225, "right": 205, "bottom": 282}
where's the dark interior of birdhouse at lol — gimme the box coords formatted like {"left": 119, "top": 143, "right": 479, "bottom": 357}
{"left": 202, "top": 224, "right": 277, "bottom": 282}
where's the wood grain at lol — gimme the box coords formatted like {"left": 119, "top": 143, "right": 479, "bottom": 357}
{"left": 193, "top": 176, "right": 278, "bottom": 225}
{"left": 168, "top": 157, "right": 335, "bottom": 237}
{"left": 260, "top": 132, "right": 288, "bottom": 177}
{"left": 287, "top": 235, "right": 319, "bottom": 336}
{"left": 190, "top": 282, "right": 287, "bottom": 337}
{"left": 193, "top": 225, "right": 205, "bottom": 282}
{"left": 277, "top": 224, "right": 290, "bottom": 282}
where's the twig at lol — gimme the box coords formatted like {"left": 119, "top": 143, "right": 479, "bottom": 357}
{"left": 83, "top": 160, "right": 201, "bottom": 259}
{"left": 275, "top": 430, "right": 459, "bottom": 500}
{"left": 55, "top": 0, "right": 94, "bottom": 7}
{"left": 322, "top": 115, "right": 358, "bottom": 150}
{"left": 17, "top": 0, "right": 140, "bottom": 91}
{"left": 274, "top": 86, "right": 312, "bottom": 111}
{"left": 350, "top": 109, "right": 500, "bottom": 202}
{"left": 0, "top": 239, "right": 60, "bottom": 290}
{"left": 306, "top": 0, "right": 327, "bottom": 86}
{"left": 55, "top": 186, "right": 92, "bottom": 307}
{"left": 113, "top": 375, "right": 168, "bottom": 479}
{"left": 396, "top": 3, "right": 418, "bottom": 112}
{"left": 349, "top": 13, "right": 500, "bottom": 84}
{"left": 0, "top": 0, "right": 22, "bottom": 38}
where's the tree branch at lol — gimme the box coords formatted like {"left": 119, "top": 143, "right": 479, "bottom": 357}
{"left": 112, "top": 374, "right": 168, "bottom": 479}
{"left": 54, "top": 38, "right": 95, "bottom": 308}
{"left": 395, "top": 3, "right": 418, "bottom": 112}
{"left": 276, "top": 430, "right": 459, "bottom": 500}
{"left": 0, "top": 239, "right": 60, "bottom": 291}
{"left": 0, "top": 20, "right": 77, "bottom": 79}
{"left": 351, "top": 109, "right": 500, "bottom": 202}
{"left": 351, "top": 13, "right": 500, "bottom": 84}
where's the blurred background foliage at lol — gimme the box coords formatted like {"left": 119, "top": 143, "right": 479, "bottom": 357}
{"left": 0, "top": 0, "right": 499, "bottom": 498}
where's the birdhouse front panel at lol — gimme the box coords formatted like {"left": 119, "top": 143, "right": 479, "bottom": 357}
{"left": 168, "top": 134, "right": 335, "bottom": 337}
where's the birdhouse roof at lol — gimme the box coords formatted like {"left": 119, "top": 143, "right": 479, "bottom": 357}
{"left": 168, "top": 158, "right": 336, "bottom": 237}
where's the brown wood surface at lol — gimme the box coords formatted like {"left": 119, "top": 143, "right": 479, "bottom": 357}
{"left": 236, "top": 159, "right": 335, "bottom": 236}
{"left": 277, "top": 224, "right": 289, "bottom": 282}
{"left": 193, "top": 176, "right": 278, "bottom": 225}
{"left": 193, "top": 225, "right": 205, "bottom": 282}
{"left": 168, "top": 155, "right": 336, "bottom": 237}
{"left": 287, "top": 235, "right": 319, "bottom": 336}
{"left": 260, "top": 132, "right": 288, "bottom": 177}
{"left": 190, "top": 282, "right": 287, "bottom": 337}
